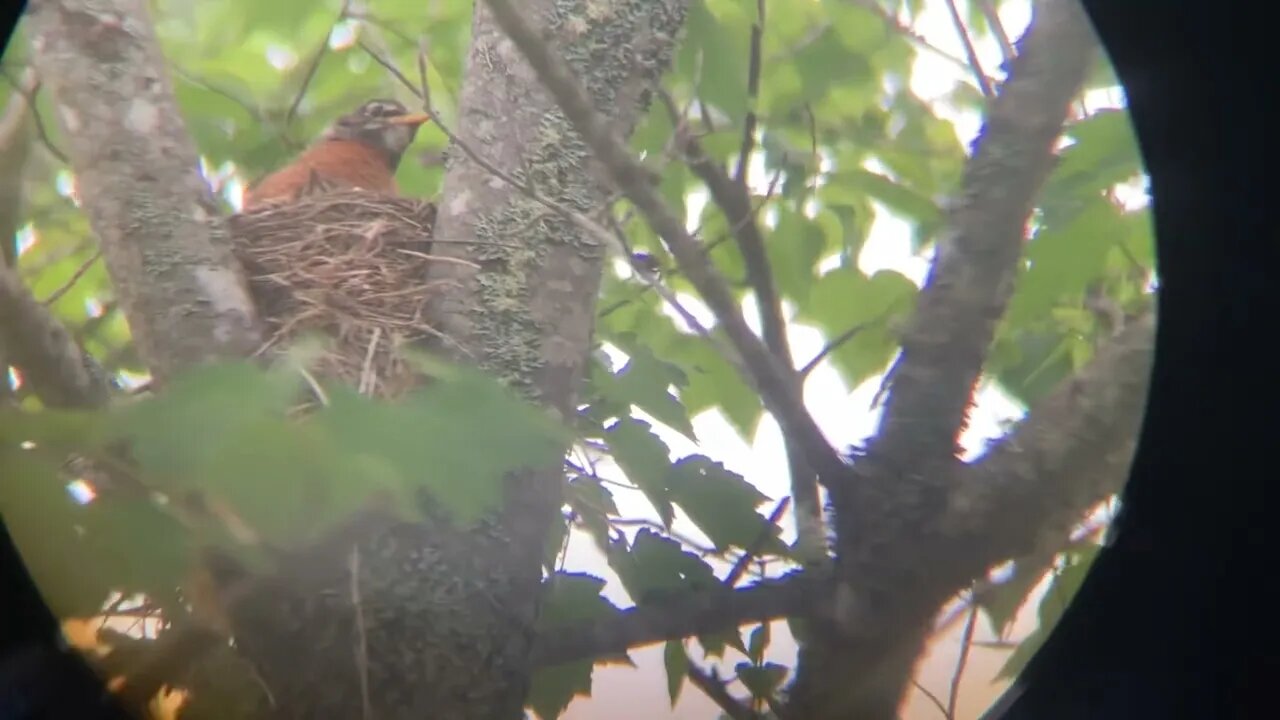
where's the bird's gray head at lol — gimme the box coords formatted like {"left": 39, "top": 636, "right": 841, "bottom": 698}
{"left": 325, "top": 98, "right": 431, "bottom": 169}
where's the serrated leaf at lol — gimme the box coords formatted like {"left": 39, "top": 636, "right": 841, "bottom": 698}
{"left": 106, "top": 361, "right": 302, "bottom": 487}
{"left": 798, "top": 268, "right": 916, "bottom": 387}
{"left": 997, "top": 546, "right": 1101, "bottom": 679}
{"left": 979, "top": 562, "right": 1053, "bottom": 637}
{"left": 604, "top": 418, "right": 675, "bottom": 526}
{"left": 736, "top": 661, "right": 788, "bottom": 698}
{"left": 538, "top": 572, "right": 624, "bottom": 628}
{"left": 528, "top": 660, "right": 592, "bottom": 720}
{"left": 667, "top": 334, "right": 763, "bottom": 439}
{"left": 793, "top": 27, "right": 872, "bottom": 109}
{"left": 1045, "top": 110, "right": 1143, "bottom": 199}
{"left": 609, "top": 530, "right": 720, "bottom": 604}
{"left": 566, "top": 475, "right": 618, "bottom": 553}
{"left": 664, "top": 640, "right": 689, "bottom": 706}
{"left": 747, "top": 623, "right": 770, "bottom": 664}
{"left": 529, "top": 574, "right": 629, "bottom": 718}
{"left": 596, "top": 347, "right": 696, "bottom": 440}
{"left": 1005, "top": 198, "right": 1123, "bottom": 328}
{"left": 0, "top": 448, "right": 190, "bottom": 617}
{"left": 685, "top": 0, "right": 752, "bottom": 123}
{"left": 831, "top": 169, "right": 941, "bottom": 229}
{"left": 768, "top": 208, "right": 827, "bottom": 305}
{"left": 317, "top": 364, "right": 569, "bottom": 525}
{"left": 989, "top": 329, "right": 1075, "bottom": 407}
{"left": 666, "top": 456, "right": 786, "bottom": 555}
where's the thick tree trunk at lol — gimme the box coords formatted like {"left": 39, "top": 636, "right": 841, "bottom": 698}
{"left": 26, "top": 0, "right": 262, "bottom": 382}
{"left": 786, "top": 1, "right": 1100, "bottom": 717}
{"left": 208, "top": 2, "right": 688, "bottom": 718}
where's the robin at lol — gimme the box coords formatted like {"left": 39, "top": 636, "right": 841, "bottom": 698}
{"left": 242, "top": 98, "right": 432, "bottom": 210}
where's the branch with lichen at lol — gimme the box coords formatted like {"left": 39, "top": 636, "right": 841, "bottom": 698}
{"left": 26, "top": 0, "right": 263, "bottom": 383}
{"left": 480, "top": 0, "right": 848, "bottom": 485}
{"left": 0, "top": 264, "right": 113, "bottom": 408}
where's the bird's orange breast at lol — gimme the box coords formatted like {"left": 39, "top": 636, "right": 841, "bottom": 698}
{"left": 243, "top": 139, "right": 399, "bottom": 210}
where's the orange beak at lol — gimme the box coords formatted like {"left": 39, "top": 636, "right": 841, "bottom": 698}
{"left": 387, "top": 112, "right": 433, "bottom": 126}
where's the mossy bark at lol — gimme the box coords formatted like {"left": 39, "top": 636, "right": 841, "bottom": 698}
{"left": 201, "top": 2, "right": 688, "bottom": 718}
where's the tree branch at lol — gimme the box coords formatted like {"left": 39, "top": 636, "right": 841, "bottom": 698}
{"left": 943, "top": 312, "right": 1155, "bottom": 566}
{"left": 789, "top": 2, "right": 1103, "bottom": 716}
{"left": 943, "top": 0, "right": 994, "bottom": 99}
{"left": 0, "top": 265, "right": 112, "bottom": 408}
{"left": 27, "top": 0, "right": 262, "bottom": 383}
{"left": 861, "top": 0, "right": 1097, "bottom": 473}
{"left": 687, "top": 660, "right": 760, "bottom": 720}
{"left": 530, "top": 571, "right": 824, "bottom": 667}
{"left": 480, "top": 0, "right": 849, "bottom": 484}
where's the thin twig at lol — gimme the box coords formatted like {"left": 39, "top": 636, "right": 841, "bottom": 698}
{"left": 286, "top": 0, "right": 356, "bottom": 127}
{"left": 0, "top": 67, "right": 70, "bottom": 163}
{"left": 357, "top": 40, "right": 423, "bottom": 100}
{"left": 843, "top": 0, "right": 993, "bottom": 89}
{"left": 977, "top": 0, "right": 1017, "bottom": 64}
{"left": 943, "top": 0, "right": 994, "bottom": 99}
{"left": 40, "top": 249, "right": 101, "bottom": 306}
{"left": 912, "top": 679, "right": 951, "bottom": 719}
{"left": 724, "top": 496, "right": 790, "bottom": 587}
{"left": 799, "top": 320, "right": 871, "bottom": 379}
{"left": 734, "top": 0, "right": 765, "bottom": 185}
{"left": 170, "top": 66, "right": 261, "bottom": 120}
{"left": 945, "top": 598, "right": 979, "bottom": 719}
{"left": 686, "top": 658, "right": 758, "bottom": 720}
{"left": 348, "top": 545, "right": 373, "bottom": 720}
{"left": 359, "top": 39, "right": 747, "bottom": 371}
{"left": 481, "top": 0, "right": 845, "bottom": 482}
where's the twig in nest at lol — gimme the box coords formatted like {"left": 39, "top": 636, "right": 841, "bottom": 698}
{"left": 230, "top": 191, "right": 446, "bottom": 397}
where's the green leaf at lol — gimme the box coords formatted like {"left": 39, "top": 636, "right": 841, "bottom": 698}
{"left": 528, "top": 660, "right": 592, "bottom": 720}
{"left": 684, "top": 0, "right": 752, "bottom": 123}
{"left": 538, "top": 572, "right": 624, "bottom": 628}
{"left": 979, "top": 563, "right": 1051, "bottom": 637}
{"left": 667, "top": 455, "right": 786, "bottom": 555}
{"left": 664, "top": 640, "right": 689, "bottom": 706}
{"left": 768, "top": 208, "right": 828, "bottom": 305}
{"left": 321, "top": 364, "right": 569, "bottom": 524}
{"left": 107, "top": 361, "right": 302, "bottom": 487}
{"left": 830, "top": 168, "right": 941, "bottom": 229}
{"left": 1045, "top": 110, "right": 1143, "bottom": 200}
{"left": 528, "top": 573, "right": 629, "bottom": 719}
{"left": 736, "top": 661, "right": 788, "bottom": 698}
{"left": 604, "top": 418, "right": 675, "bottom": 526}
{"left": 824, "top": 0, "right": 888, "bottom": 52}
{"left": 610, "top": 530, "right": 720, "bottom": 604}
{"left": 0, "top": 449, "right": 190, "bottom": 617}
{"left": 595, "top": 347, "right": 696, "bottom": 440}
{"left": 989, "top": 329, "right": 1075, "bottom": 407}
{"left": 1004, "top": 198, "right": 1123, "bottom": 328}
{"left": 747, "top": 622, "right": 770, "bottom": 664}
{"left": 998, "top": 545, "right": 1101, "bottom": 679}
{"left": 667, "top": 334, "right": 763, "bottom": 439}
{"left": 798, "top": 268, "right": 917, "bottom": 387}
{"left": 793, "top": 27, "right": 873, "bottom": 109}
{"left": 565, "top": 475, "right": 618, "bottom": 553}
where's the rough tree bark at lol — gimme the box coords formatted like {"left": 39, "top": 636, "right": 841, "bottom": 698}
{"left": 787, "top": 1, "right": 1101, "bottom": 717}
{"left": 194, "top": 2, "right": 690, "bottom": 719}
{"left": 8, "top": 0, "right": 1155, "bottom": 718}
{"left": 26, "top": 0, "right": 262, "bottom": 382}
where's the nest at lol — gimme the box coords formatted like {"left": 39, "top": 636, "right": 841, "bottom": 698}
{"left": 229, "top": 191, "right": 444, "bottom": 399}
